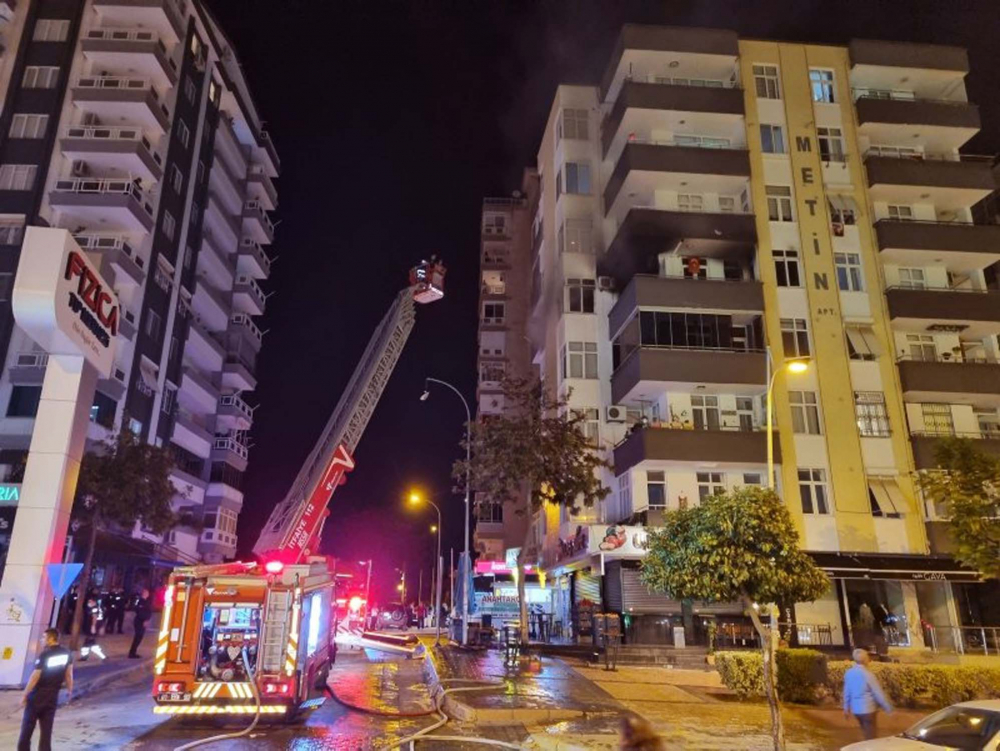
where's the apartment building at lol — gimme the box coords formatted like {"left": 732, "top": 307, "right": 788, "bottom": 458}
{"left": 507, "top": 25, "right": 999, "bottom": 650}
{"left": 0, "top": 0, "right": 277, "bottom": 586}
{"left": 473, "top": 169, "right": 539, "bottom": 563}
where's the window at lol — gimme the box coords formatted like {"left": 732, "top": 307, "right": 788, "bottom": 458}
{"left": 184, "top": 76, "right": 197, "bottom": 105}
{"left": 145, "top": 309, "right": 162, "bottom": 342}
{"left": 574, "top": 408, "right": 600, "bottom": 446}
{"left": 697, "top": 472, "right": 725, "bottom": 501}
{"left": 887, "top": 205, "right": 914, "bottom": 221}
{"left": 691, "top": 395, "right": 721, "bottom": 431}
{"left": 558, "top": 108, "right": 589, "bottom": 141}
{"left": 741, "top": 473, "right": 763, "bottom": 486}
{"left": 773, "top": 250, "right": 801, "bottom": 287}
{"left": 828, "top": 198, "right": 857, "bottom": 227}
{"left": 897, "top": 267, "right": 926, "bottom": 290}
{"left": 161, "top": 386, "right": 176, "bottom": 416}
{"left": 0, "top": 273, "right": 12, "bottom": 301}
{"left": 168, "top": 335, "right": 180, "bottom": 364}
{"left": 9, "top": 114, "right": 48, "bottom": 139}
{"left": 477, "top": 499, "right": 503, "bottom": 524}
{"left": 760, "top": 124, "right": 786, "bottom": 154}
{"left": 566, "top": 278, "right": 596, "bottom": 313}
{"left": 780, "top": 318, "right": 810, "bottom": 357}
{"left": 153, "top": 265, "right": 172, "bottom": 292}
{"left": 564, "top": 162, "right": 591, "bottom": 195}
{"left": 0, "top": 165, "right": 37, "bottom": 191}
{"left": 162, "top": 210, "right": 176, "bottom": 241}
{"left": 845, "top": 325, "right": 880, "bottom": 361}
{"left": 197, "top": 160, "right": 206, "bottom": 184}
{"left": 562, "top": 341, "right": 598, "bottom": 379}
{"left": 855, "top": 391, "right": 891, "bottom": 437}
{"left": 617, "top": 473, "right": 632, "bottom": 520}
{"left": 817, "top": 127, "right": 846, "bottom": 162}
{"left": 834, "top": 252, "right": 864, "bottom": 292}
{"left": 483, "top": 213, "right": 506, "bottom": 236}
{"left": 677, "top": 193, "right": 704, "bottom": 212}
{"left": 561, "top": 218, "right": 592, "bottom": 254}
{"left": 766, "top": 186, "right": 793, "bottom": 222}
{"left": 646, "top": 471, "right": 666, "bottom": 509}
{"left": 921, "top": 403, "right": 954, "bottom": 436}
{"left": 479, "top": 360, "right": 506, "bottom": 384}
{"left": 170, "top": 165, "right": 184, "bottom": 194}
{"left": 790, "top": 391, "right": 821, "bottom": 435}
{"left": 482, "top": 301, "right": 505, "bottom": 324}
{"left": 868, "top": 477, "right": 903, "bottom": 518}
{"left": 33, "top": 19, "right": 70, "bottom": 42}
{"left": 7, "top": 385, "right": 41, "bottom": 418}
{"left": 753, "top": 64, "right": 780, "bottom": 99}
{"left": 736, "top": 397, "right": 755, "bottom": 431}
{"left": 0, "top": 219, "right": 24, "bottom": 245}
{"left": 22, "top": 66, "right": 60, "bottom": 89}
{"left": 90, "top": 391, "right": 117, "bottom": 428}
{"left": 798, "top": 469, "right": 829, "bottom": 514}
{"left": 809, "top": 69, "right": 835, "bottom": 103}
{"left": 740, "top": 188, "right": 750, "bottom": 213}
{"left": 718, "top": 196, "right": 736, "bottom": 213}
{"left": 906, "top": 334, "right": 937, "bottom": 362}
{"left": 127, "top": 417, "right": 143, "bottom": 435}
{"left": 177, "top": 120, "right": 191, "bottom": 149}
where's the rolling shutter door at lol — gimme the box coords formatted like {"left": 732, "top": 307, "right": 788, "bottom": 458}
{"left": 603, "top": 561, "right": 623, "bottom": 612}
{"left": 621, "top": 567, "right": 681, "bottom": 615}
{"left": 574, "top": 570, "right": 601, "bottom": 607}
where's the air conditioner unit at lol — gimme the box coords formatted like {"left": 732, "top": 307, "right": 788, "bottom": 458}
{"left": 606, "top": 404, "right": 628, "bottom": 423}
{"left": 598, "top": 276, "right": 614, "bottom": 291}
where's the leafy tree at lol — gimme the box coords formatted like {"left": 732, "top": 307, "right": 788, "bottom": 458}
{"left": 69, "top": 431, "right": 178, "bottom": 648}
{"left": 917, "top": 437, "right": 1000, "bottom": 580}
{"left": 640, "top": 486, "right": 828, "bottom": 751}
{"left": 454, "top": 377, "right": 611, "bottom": 642}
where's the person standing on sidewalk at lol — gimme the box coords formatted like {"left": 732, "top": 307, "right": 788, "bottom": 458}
{"left": 843, "top": 648, "right": 893, "bottom": 739}
{"left": 18, "top": 628, "right": 73, "bottom": 751}
{"left": 128, "top": 588, "right": 152, "bottom": 659}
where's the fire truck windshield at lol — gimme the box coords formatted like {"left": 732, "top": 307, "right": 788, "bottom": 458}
{"left": 197, "top": 605, "right": 261, "bottom": 683}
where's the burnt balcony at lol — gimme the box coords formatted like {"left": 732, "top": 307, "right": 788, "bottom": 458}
{"left": 910, "top": 431, "right": 1000, "bottom": 469}
{"left": 242, "top": 200, "right": 274, "bottom": 244}
{"left": 74, "top": 233, "right": 145, "bottom": 287}
{"left": 92, "top": 0, "right": 186, "bottom": 44}
{"left": 61, "top": 125, "right": 163, "bottom": 182}
{"left": 612, "top": 345, "right": 765, "bottom": 404}
{"left": 604, "top": 140, "right": 750, "bottom": 211}
{"left": 72, "top": 76, "right": 170, "bottom": 133}
{"left": 246, "top": 164, "right": 277, "bottom": 210}
{"left": 897, "top": 356, "right": 1000, "bottom": 404}
{"left": 601, "top": 206, "right": 756, "bottom": 285}
{"left": 863, "top": 152, "right": 994, "bottom": 212}
{"left": 874, "top": 219, "right": 1000, "bottom": 271}
{"left": 885, "top": 285, "right": 1000, "bottom": 338}
{"left": 236, "top": 237, "right": 270, "bottom": 279}
{"left": 80, "top": 27, "right": 178, "bottom": 88}
{"left": 217, "top": 394, "right": 253, "bottom": 432}
{"left": 609, "top": 274, "right": 763, "bottom": 337}
{"left": 613, "top": 424, "right": 777, "bottom": 475}
{"left": 50, "top": 177, "right": 155, "bottom": 232}
{"left": 601, "top": 79, "right": 744, "bottom": 156}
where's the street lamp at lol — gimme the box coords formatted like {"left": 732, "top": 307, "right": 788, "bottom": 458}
{"left": 765, "top": 348, "right": 811, "bottom": 489}
{"left": 420, "top": 377, "right": 471, "bottom": 647}
{"left": 409, "top": 490, "right": 443, "bottom": 645}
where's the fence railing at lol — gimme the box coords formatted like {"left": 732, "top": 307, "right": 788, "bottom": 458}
{"left": 924, "top": 624, "right": 1000, "bottom": 655}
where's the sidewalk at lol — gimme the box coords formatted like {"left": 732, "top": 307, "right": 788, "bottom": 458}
{"left": 0, "top": 615, "right": 158, "bottom": 720}
{"left": 328, "top": 646, "right": 435, "bottom": 715}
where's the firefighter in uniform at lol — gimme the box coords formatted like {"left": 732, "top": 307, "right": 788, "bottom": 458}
{"left": 18, "top": 627, "right": 73, "bottom": 751}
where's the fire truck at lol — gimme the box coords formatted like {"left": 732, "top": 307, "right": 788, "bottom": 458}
{"left": 150, "top": 261, "right": 445, "bottom": 719}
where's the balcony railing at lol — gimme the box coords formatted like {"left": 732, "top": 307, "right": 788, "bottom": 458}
{"left": 235, "top": 274, "right": 265, "bottom": 302}
{"left": 219, "top": 394, "right": 253, "bottom": 420}
{"left": 64, "top": 124, "right": 162, "bottom": 164}
{"left": 53, "top": 177, "right": 154, "bottom": 216}
{"left": 613, "top": 417, "right": 766, "bottom": 448}
{"left": 230, "top": 313, "right": 263, "bottom": 345}
{"left": 212, "top": 436, "right": 248, "bottom": 460}
{"left": 886, "top": 284, "right": 998, "bottom": 297}
{"left": 621, "top": 73, "right": 740, "bottom": 90}
{"left": 14, "top": 352, "right": 48, "bottom": 368}
{"left": 73, "top": 233, "right": 145, "bottom": 270}
{"left": 84, "top": 26, "right": 169, "bottom": 55}
{"left": 852, "top": 89, "right": 969, "bottom": 106}
{"left": 239, "top": 236, "right": 271, "bottom": 274}
{"left": 911, "top": 430, "right": 1000, "bottom": 440}
{"left": 864, "top": 148, "right": 993, "bottom": 163}
{"left": 243, "top": 200, "right": 274, "bottom": 234}
{"left": 896, "top": 353, "right": 997, "bottom": 365}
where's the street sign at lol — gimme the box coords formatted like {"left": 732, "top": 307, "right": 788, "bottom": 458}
{"left": 45, "top": 563, "right": 83, "bottom": 600}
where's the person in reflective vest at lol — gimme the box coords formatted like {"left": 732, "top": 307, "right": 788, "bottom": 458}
{"left": 18, "top": 628, "right": 73, "bottom": 751}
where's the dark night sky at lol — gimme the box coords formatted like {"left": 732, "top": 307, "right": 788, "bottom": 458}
{"left": 204, "top": 1, "right": 1000, "bottom": 605}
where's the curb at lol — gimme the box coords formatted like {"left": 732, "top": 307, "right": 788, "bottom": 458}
{"left": 76, "top": 657, "right": 154, "bottom": 701}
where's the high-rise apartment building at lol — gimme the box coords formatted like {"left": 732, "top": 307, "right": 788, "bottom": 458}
{"left": 0, "top": 0, "right": 277, "bottom": 585}
{"left": 473, "top": 169, "right": 538, "bottom": 563}
{"left": 503, "top": 25, "right": 999, "bottom": 650}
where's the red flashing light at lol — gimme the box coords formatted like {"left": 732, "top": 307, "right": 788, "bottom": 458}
{"left": 264, "top": 560, "right": 284, "bottom": 574}
{"left": 349, "top": 596, "right": 364, "bottom": 612}
{"left": 264, "top": 682, "right": 290, "bottom": 695}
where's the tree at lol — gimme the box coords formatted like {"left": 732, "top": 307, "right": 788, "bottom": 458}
{"left": 917, "top": 437, "right": 1000, "bottom": 580}
{"left": 640, "top": 486, "right": 828, "bottom": 751}
{"left": 454, "top": 377, "right": 611, "bottom": 642}
{"left": 69, "top": 430, "right": 178, "bottom": 649}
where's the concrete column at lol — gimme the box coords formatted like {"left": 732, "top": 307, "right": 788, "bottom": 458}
{"left": 0, "top": 354, "right": 96, "bottom": 685}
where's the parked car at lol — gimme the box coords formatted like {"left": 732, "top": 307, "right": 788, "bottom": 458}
{"left": 376, "top": 603, "right": 409, "bottom": 630}
{"left": 843, "top": 700, "right": 1000, "bottom": 750}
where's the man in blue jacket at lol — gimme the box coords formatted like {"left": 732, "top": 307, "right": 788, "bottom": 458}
{"left": 843, "top": 648, "right": 893, "bottom": 739}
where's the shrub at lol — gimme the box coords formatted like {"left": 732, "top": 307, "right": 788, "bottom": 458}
{"left": 819, "top": 661, "right": 1000, "bottom": 709}
{"left": 715, "top": 649, "right": 827, "bottom": 702}
{"left": 715, "top": 651, "right": 764, "bottom": 698}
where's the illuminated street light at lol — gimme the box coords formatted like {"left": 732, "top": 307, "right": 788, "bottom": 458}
{"left": 430, "top": 525, "right": 438, "bottom": 533}
{"left": 406, "top": 488, "right": 443, "bottom": 645}
{"left": 765, "top": 352, "right": 812, "bottom": 489}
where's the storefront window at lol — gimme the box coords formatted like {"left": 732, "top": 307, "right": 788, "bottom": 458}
{"left": 844, "top": 579, "right": 909, "bottom": 650}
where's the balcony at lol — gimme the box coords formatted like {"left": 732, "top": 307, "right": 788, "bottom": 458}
{"left": 609, "top": 274, "right": 763, "bottom": 337}
{"left": 897, "top": 356, "right": 1000, "bottom": 404}
{"left": 873, "top": 219, "right": 1000, "bottom": 272}
{"left": 863, "top": 153, "right": 994, "bottom": 212}
{"left": 233, "top": 275, "right": 265, "bottom": 316}
{"left": 118, "top": 308, "right": 137, "bottom": 340}
{"left": 61, "top": 125, "right": 163, "bottom": 182}
{"left": 910, "top": 431, "right": 1000, "bottom": 469}
{"left": 604, "top": 141, "right": 750, "bottom": 212}
{"left": 74, "top": 233, "right": 145, "bottom": 287}
{"left": 228, "top": 314, "right": 263, "bottom": 352}
{"left": 172, "top": 410, "right": 212, "bottom": 458}
{"left": 8, "top": 352, "right": 48, "bottom": 386}
{"left": 72, "top": 76, "right": 170, "bottom": 134}
{"left": 80, "top": 27, "right": 177, "bottom": 88}
{"left": 246, "top": 164, "right": 277, "bottom": 210}
{"left": 253, "top": 130, "right": 280, "bottom": 178}
{"left": 93, "top": 0, "right": 186, "bottom": 44}
{"left": 236, "top": 237, "right": 270, "bottom": 279}
{"left": 208, "top": 154, "right": 244, "bottom": 216}
{"left": 196, "top": 232, "right": 234, "bottom": 290}
{"left": 613, "top": 424, "right": 777, "bottom": 475}
{"left": 222, "top": 356, "right": 256, "bottom": 392}
{"left": 192, "top": 278, "right": 229, "bottom": 332}
{"left": 601, "top": 79, "right": 744, "bottom": 156}
{"left": 204, "top": 193, "right": 240, "bottom": 248}
{"left": 213, "top": 115, "right": 247, "bottom": 179}
{"left": 217, "top": 394, "right": 253, "bottom": 431}
{"left": 50, "top": 177, "right": 155, "bottom": 232}
{"left": 211, "top": 435, "right": 249, "bottom": 471}
{"left": 96, "top": 366, "right": 128, "bottom": 401}
{"left": 185, "top": 318, "right": 224, "bottom": 372}
{"left": 854, "top": 96, "right": 979, "bottom": 151}
{"left": 612, "top": 346, "right": 766, "bottom": 404}
{"left": 242, "top": 200, "right": 274, "bottom": 244}
{"left": 849, "top": 38, "right": 969, "bottom": 73}
{"left": 601, "top": 206, "right": 756, "bottom": 284}
{"left": 885, "top": 286, "right": 1000, "bottom": 338}
{"left": 178, "top": 365, "right": 219, "bottom": 415}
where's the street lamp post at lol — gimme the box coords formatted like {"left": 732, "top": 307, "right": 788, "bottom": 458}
{"left": 420, "top": 377, "right": 471, "bottom": 647}
{"left": 409, "top": 492, "right": 443, "bottom": 644}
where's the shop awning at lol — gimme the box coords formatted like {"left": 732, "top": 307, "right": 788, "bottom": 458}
{"left": 809, "top": 552, "right": 980, "bottom": 583}
{"left": 138, "top": 357, "right": 159, "bottom": 393}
